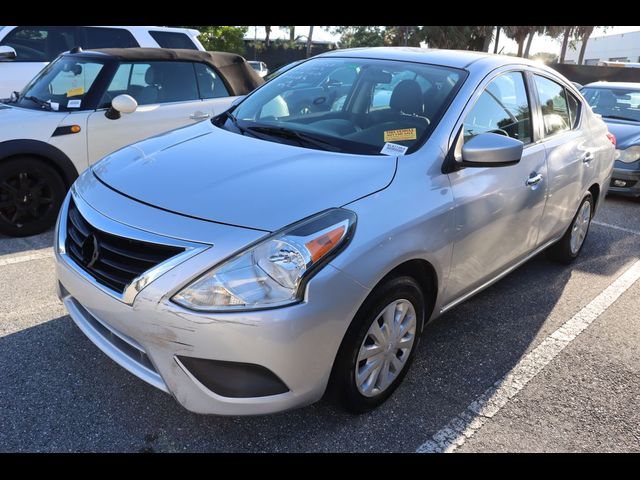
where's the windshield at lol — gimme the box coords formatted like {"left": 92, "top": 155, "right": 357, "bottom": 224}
{"left": 221, "top": 57, "right": 465, "bottom": 155}
{"left": 582, "top": 87, "right": 640, "bottom": 123}
{"left": 15, "top": 56, "right": 106, "bottom": 111}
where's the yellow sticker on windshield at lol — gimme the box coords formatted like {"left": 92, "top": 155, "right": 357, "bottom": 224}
{"left": 66, "top": 87, "right": 84, "bottom": 97}
{"left": 384, "top": 128, "right": 417, "bottom": 142}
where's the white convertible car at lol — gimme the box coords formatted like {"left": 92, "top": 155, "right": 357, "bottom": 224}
{"left": 0, "top": 47, "right": 263, "bottom": 236}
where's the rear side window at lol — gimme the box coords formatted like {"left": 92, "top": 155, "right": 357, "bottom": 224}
{"left": 102, "top": 61, "right": 199, "bottom": 106}
{"left": 566, "top": 91, "right": 581, "bottom": 128}
{"left": 81, "top": 27, "right": 139, "bottom": 49}
{"left": 194, "top": 63, "right": 230, "bottom": 98}
{"left": 0, "top": 26, "right": 78, "bottom": 62}
{"left": 149, "top": 31, "right": 198, "bottom": 50}
{"left": 463, "top": 71, "right": 532, "bottom": 144}
{"left": 533, "top": 75, "right": 572, "bottom": 137}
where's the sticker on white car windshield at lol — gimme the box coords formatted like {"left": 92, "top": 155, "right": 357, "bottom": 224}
{"left": 67, "top": 87, "right": 84, "bottom": 97}
{"left": 67, "top": 99, "right": 81, "bottom": 109}
{"left": 48, "top": 101, "right": 59, "bottom": 111}
{"left": 381, "top": 142, "right": 408, "bottom": 156}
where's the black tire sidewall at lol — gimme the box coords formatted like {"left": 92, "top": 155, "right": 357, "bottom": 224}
{"left": 330, "top": 275, "right": 425, "bottom": 413}
{"left": 0, "top": 157, "right": 66, "bottom": 237}
{"left": 552, "top": 193, "right": 594, "bottom": 263}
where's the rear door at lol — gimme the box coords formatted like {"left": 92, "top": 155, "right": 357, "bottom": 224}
{"left": 86, "top": 61, "right": 210, "bottom": 163}
{"left": 445, "top": 70, "right": 548, "bottom": 301}
{"left": 529, "top": 73, "right": 593, "bottom": 243}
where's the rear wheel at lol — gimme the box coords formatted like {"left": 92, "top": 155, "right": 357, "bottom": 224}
{"left": 549, "top": 193, "right": 593, "bottom": 264}
{"left": 328, "top": 276, "right": 425, "bottom": 413}
{"left": 0, "top": 157, "right": 66, "bottom": 237}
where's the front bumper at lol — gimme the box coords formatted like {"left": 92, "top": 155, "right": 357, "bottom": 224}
{"left": 608, "top": 166, "right": 640, "bottom": 197}
{"left": 55, "top": 191, "right": 368, "bottom": 415}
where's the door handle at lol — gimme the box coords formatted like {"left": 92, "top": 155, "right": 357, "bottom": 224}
{"left": 582, "top": 152, "right": 594, "bottom": 164}
{"left": 190, "top": 112, "right": 211, "bottom": 120}
{"left": 526, "top": 173, "right": 543, "bottom": 187}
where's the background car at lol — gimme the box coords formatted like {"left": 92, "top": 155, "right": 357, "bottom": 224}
{"left": 0, "top": 26, "right": 204, "bottom": 97}
{"left": 581, "top": 82, "right": 640, "bottom": 198}
{"left": 248, "top": 60, "right": 269, "bottom": 78}
{"left": 0, "top": 47, "right": 263, "bottom": 236}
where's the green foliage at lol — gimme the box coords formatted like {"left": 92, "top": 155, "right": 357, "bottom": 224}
{"left": 330, "top": 26, "right": 387, "bottom": 48}
{"left": 178, "top": 26, "right": 248, "bottom": 54}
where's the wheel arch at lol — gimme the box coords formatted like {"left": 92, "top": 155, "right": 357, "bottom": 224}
{"left": 0, "top": 139, "right": 79, "bottom": 188}
{"left": 588, "top": 183, "right": 601, "bottom": 213}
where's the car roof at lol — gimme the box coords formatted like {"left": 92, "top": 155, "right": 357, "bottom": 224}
{"left": 64, "top": 48, "right": 264, "bottom": 95}
{"left": 582, "top": 81, "right": 640, "bottom": 90}
{"left": 316, "top": 47, "right": 546, "bottom": 70}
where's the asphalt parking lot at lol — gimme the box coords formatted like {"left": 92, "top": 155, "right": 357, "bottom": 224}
{"left": 0, "top": 196, "right": 639, "bottom": 453}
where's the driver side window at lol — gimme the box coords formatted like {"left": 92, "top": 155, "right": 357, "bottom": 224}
{"left": 463, "top": 71, "right": 532, "bottom": 144}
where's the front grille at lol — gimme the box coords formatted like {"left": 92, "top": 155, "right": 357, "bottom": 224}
{"left": 65, "top": 198, "right": 185, "bottom": 294}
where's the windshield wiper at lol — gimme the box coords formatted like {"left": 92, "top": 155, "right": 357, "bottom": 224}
{"left": 23, "top": 95, "right": 53, "bottom": 111}
{"left": 602, "top": 114, "right": 639, "bottom": 123}
{"left": 216, "top": 109, "right": 250, "bottom": 135}
{"left": 245, "top": 125, "right": 342, "bottom": 152}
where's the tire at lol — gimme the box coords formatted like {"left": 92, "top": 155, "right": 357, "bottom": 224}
{"left": 0, "top": 157, "right": 66, "bottom": 237}
{"left": 328, "top": 275, "right": 426, "bottom": 413}
{"left": 549, "top": 193, "right": 594, "bottom": 264}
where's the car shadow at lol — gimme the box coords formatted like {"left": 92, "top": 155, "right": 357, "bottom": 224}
{"left": 0, "top": 219, "right": 639, "bottom": 452}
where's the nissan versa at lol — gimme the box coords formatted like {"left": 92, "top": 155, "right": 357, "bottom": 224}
{"left": 54, "top": 48, "right": 615, "bottom": 415}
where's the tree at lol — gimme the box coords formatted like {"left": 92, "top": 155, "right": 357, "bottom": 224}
{"left": 493, "top": 26, "right": 501, "bottom": 54}
{"left": 504, "top": 27, "right": 527, "bottom": 57}
{"left": 264, "top": 26, "right": 272, "bottom": 48}
{"left": 306, "top": 26, "right": 314, "bottom": 58}
{"left": 422, "top": 26, "right": 493, "bottom": 51}
{"left": 331, "top": 26, "right": 387, "bottom": 48}
{"left": 178, "top": 26, "right": 248, "bottom": 54}
{"left": 523, "top": 27, "right": 545, "bottom": 58}
{"left": 575, "top": 26, "right": 595, "bottom": 65}
{"left": 546, "top": 26, "right": 574, "bottom": 64}
{"left": 280, "top": 26, "right": 296, "bottom": 42}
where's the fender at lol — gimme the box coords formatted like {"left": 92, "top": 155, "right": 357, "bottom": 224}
{"left": 0, "top": 139, "right": 79, "bottom": 187}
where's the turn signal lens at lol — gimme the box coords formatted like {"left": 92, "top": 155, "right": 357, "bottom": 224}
{"left": 306, "top": 225, "right": 346, "bottom": 262}
{"left": 606, "top": 132, "right": 616, "bottom": 146}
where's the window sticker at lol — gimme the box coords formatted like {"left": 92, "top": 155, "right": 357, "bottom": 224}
{"left": 380, "top": 142, "right": 408, "bottom": 156}
{"left": 383, "top": 128, "right": 417, "bottom": 142}
{"left": 66, "top": 87, "right": 84, "bottom": 97}
{"left": 48, "top": 101, "right": 59, "bottom": 111}
{"left": 67, "top": 99, "right": 82, "bottom": 108}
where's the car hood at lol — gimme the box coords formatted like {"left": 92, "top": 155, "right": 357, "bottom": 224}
{"left": 93, "top": 122, "right": 397, "bottom": 232}
{"left": 603, "top": 119, "right": 640, "bottom": 149}
{"left": 0, "top": 103, "right": 70, "bottom": 140}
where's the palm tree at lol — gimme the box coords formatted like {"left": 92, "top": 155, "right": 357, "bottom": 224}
{"left": 576, "top": 26, "right": 595, "bottom": 65}
{"left": 523, "top": 27, "right": 545, "bottom": 58}
{"left": 264, "top": 26, "right": 272, "bottom": 48}
{"left": 493, "top": 26, "right": 501, "bottom": 54}
{"left": 306, "top": 26, "right": 314, "bottom": 58}
{"left": 546, "top": 26, "right": 574, "bottom": 64}
{"left": 503, "top": 26, "right": 530, "bottom": 57}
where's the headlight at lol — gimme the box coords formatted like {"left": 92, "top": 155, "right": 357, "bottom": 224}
{"left": 615, "top": 146, "right": 640, "bottom": 163}
{"left": 172, "top": 209, "right": 356, "bottom": 311}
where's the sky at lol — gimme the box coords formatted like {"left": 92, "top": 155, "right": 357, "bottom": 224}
{"left": 245, "top": 26, "right": 640, "bottom": 56}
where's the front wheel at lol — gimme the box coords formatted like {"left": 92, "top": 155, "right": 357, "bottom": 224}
{"left": 328, "top": 276, "right": 425, "bottom": 413}
{"left": 0, "top": 157, "right": 66, "bottom": 237}
{"left": 549, "top": 193, "right": 593, "bottom": 264}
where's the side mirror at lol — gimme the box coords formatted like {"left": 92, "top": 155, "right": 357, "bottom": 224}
{"left": 459, "top": 132, "right": 523, "bottom": 167}
{"left": 105, "top": 94, "right": 138, "bottom": 120}
{"left": 0, "top": 46, "right": 17, "bottom": 61}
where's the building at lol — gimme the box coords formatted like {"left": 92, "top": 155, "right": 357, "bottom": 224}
{"left": 564, "top": 31, "right": 640, "bottom": 65}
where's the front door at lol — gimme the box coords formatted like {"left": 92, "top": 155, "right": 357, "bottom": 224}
{"left": 445, "top": 70, "right": 548, "bottom": 301}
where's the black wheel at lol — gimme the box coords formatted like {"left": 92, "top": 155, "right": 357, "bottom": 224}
{"left": 328, "top": 275, "right": 425, "bottom": 413}
{"left": 0, "top": 157, "right": 66, "bottom": 237}
{"left": 549, "top": 193, "right": 593, "bottom": 264}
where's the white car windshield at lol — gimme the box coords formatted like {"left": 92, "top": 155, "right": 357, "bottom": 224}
{"left": 220, "top": 57, "right": 466, "bottom": 155}
{"left": 16, "top": 56, "right": 105, "bottom": 111}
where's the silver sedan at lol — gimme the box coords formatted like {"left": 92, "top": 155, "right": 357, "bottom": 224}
{"left": 54, "top": 47, "right": 615, "bottom": 415}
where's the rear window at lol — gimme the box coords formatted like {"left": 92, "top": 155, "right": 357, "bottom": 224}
{"left": 81, "top": 27, "right": 139, "bottom": 49}
{"left": 149, "top": 31, "right": 198, "bottom": 50}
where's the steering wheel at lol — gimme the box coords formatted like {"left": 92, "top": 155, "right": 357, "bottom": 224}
{"left": 488, "top": 128, "right": 509, "bottom": 137}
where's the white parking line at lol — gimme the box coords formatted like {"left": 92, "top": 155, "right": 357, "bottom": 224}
{"left": 416, "top": 259, "right": 640, "bottom": 453}
{"left": 593, "top": 220, "right": 640, "bottom": 237}
{"left": 0, "top": 248, "right": 53, "bottom": 267}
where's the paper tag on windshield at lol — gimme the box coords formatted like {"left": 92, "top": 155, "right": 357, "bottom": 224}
{"left": 381, "top": 142, "right": 408, "bottom": 156}
{"left": 67, "top": 87, "right": 84, "bottom": 97}
{"left": 67, "top": 99, "right": 81, "bottom": 108}
{"left": 48, "top": 101, "right": 59, "bottom": 111}
{"left": 384, "top": 128, "right": 417, "bottom": 142}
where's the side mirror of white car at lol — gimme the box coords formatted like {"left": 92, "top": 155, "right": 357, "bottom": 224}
{"left": 0, "top": 46, "right": 17, "bottom": 61}
{"left": 105, "top": 94, "right": 138, "bottom": 120}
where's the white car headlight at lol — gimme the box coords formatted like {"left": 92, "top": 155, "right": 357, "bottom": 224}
{"left": 172, "top": 209, "right": 356, "bottom": 311}
{"left": 615, "top": 146, "right": 640, "bottom": 163}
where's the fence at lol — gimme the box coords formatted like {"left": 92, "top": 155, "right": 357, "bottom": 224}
{"left": 549, "top": 64, "right": 640, "bottom": 85}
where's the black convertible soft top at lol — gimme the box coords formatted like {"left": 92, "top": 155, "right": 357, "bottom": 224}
{"left": 85, "top": 48, "right": 264, "bottom": 96}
